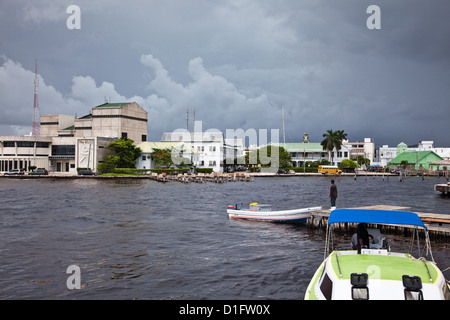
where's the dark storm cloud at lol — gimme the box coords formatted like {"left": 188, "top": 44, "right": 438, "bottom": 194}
{"left": 0, "top": 0, "right": 449, "bottom": 146}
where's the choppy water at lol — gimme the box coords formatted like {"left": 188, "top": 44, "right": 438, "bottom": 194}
{"left": 0, "top": 175, "right": 448, "bottom": 299}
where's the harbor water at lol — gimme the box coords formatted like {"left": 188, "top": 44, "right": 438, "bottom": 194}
{"left": 0, "top": 175, "right": 448, "bottom": 299}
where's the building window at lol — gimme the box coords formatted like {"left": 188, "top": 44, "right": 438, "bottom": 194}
{"left": 122, "top": 132, "right": 127, "bottom": 139}
{"left": 4, "top": 141, "right": 15, "bottom": 147}
{"left": 52, "top": 145, "right": 75, "bottom": 156}
{"left": 17, "top": 141, "right": 35, "bottom": 147}
{"left": 36, "top": 142, "right": 50, "bottom": 148}
{"left": 142, "top": 135, "right": 147, "bottom": 142}
{"left": 142, "top": 156, "right": 146, "bottom": 161}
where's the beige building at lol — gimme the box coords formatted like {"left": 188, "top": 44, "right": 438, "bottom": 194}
{"left": 40, "top": 114, "right": 76, "bottom": 137}
{"left": 1, "top": 102, "right": 148, "bottom": 175}
{"left": 0, "top": 136, "right": 52, "bottom": 172}
{"left": 74, "top": 102, "right": 148, "bottom": 142}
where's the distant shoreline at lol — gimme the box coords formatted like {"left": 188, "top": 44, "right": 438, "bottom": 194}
{"left": 0, "top": 172, "right": 416, "bottom": 180}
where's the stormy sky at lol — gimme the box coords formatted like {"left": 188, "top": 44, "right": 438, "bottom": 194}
{"left": 0, "top": 0, "right": 449, "bottom": 147}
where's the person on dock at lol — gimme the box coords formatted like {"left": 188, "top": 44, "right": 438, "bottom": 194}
{"left": 329, "top": 179, "right": 337, "bottom": 209}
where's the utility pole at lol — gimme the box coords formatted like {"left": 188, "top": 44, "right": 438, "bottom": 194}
{"left": 282, "top": 104, "right": 286, "bottom": 146}
{"left": 32, "top": 59, "right": 40, "bottom": 136}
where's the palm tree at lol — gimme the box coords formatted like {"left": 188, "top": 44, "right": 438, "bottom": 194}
{"left": 335, "top": 129, "right": 348, "bottom": 157}
{"left": 321, "top": 129, "right": 347, "bottom": 165}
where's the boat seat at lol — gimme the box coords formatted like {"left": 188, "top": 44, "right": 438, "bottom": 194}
{"left": 351, "top": 229, "right": 387, "bottom": 250}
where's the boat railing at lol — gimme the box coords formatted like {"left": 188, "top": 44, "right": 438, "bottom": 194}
{"left": 324, "top": 209, "right": 435, "bottom": 263}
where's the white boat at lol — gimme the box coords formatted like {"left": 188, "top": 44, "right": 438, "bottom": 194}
{"left": 227, "top": 203, "right": 322, "bottom": 223}
{"left": 305, "top": 209, "right": 450, "bottom": 300}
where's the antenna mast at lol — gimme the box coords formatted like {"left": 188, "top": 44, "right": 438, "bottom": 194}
{"left": 282, "top": 104, "right": 286, "bottom": 146}
{"left": 186, "top": 107, "right": 189, "bottom": 131}
{"left": 32, "top": 59, "right": 40, "bottom": 136}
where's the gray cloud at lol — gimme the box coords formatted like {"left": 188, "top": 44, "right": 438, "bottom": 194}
{"left": 0, "top": 0, "right": 449, "bottom": 147}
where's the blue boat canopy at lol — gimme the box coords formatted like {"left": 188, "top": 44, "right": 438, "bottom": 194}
{"left": 328, "top": 209, "right": 427, "bottom": 230}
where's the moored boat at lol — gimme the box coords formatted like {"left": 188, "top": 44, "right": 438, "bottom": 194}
{"left": 227, "top": 203, "right": 321, "bottom": 223}
{"left": 305, "top": 209, "right": 450, "bottom": 300}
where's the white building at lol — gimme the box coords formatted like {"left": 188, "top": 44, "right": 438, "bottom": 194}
{"left": 342, "top": 138, "right": 375, "bottom": 163}
{"left": 160, "top": 129, "right": 225, "bottom": 172}
{"left": 280, "top": 142, "right": 350, "bottom": 167}
{"left": 224, "top": 138, "right": 245, "bottom": 164}
{"left": 135, "top": 141, "right": 197, "bottom": 170}
{"left": 158, "top": 122, "right": 246, "bottom": 172}
{"left": 379, "top": 140, "right": 450, "bottom": 167}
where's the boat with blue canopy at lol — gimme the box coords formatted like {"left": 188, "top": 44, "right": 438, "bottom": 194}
{"left": 305, "top": 209, "right": 450, "bottom": 300}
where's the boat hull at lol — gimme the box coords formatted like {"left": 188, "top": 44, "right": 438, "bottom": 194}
{"left": 227, "top": 206, "right": 321, "bottom": 222}
{"left": 305, "top": 250, "right": 450, "bottom": 300}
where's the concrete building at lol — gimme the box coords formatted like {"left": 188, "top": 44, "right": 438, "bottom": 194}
{"left": 1, "top": 102, "right": 148, "bottom": 175}
{"left": 0, "top": 136, "right": 52, "bottom": 173}
{"left": 74, "top": 102, "right": 148, "bottom": 143}
{"left": 342, "top": 138, "right": 375, "bottom": 163}
{"left": 40, "top": 114, "right": 76, "bottom": 137}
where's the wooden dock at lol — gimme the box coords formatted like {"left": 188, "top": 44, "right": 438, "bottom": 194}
{"left": 0, "top": 172, "right": 254, "bottom": 183}
{"left": 148, "top": 172, "right": 254, "bottom": 183}
{"left": 307, "top": 205, "right": 450, "bottom": 238}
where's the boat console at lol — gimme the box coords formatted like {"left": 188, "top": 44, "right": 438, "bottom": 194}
{"left": 351, "top": 228, "right": 387, "bottom": 250}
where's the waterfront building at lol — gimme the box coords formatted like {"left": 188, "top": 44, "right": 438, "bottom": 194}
{"left": 342, "top": 138, "right": 375, "bottom": 163}
{"left": 277, "top": 142, "right": 350, "bottom": 167}
{"left": 223, "top": 138, "right": 245, "bottom": 166}
{"left": 73, "top": 102, "right": 148, "bottom": 143}
{"left": 380, "top": 140, "right": 450, "bottom": 167}
{"left": 0, "top": 102, "right": 148, "bottom": 175}
{"left": 135, "top": 141, "right": 197, "bottom": 170}
{"left": 157, "top": 122, "right": 246, "bottom": 172}
{"left": 160, "top": 130, "right": 225, "bottom": 172}
{"left": 429, "top": 160, "right": 450, "bottom": 172}
{"left": 386, "top": 151, "right": 443, "bottom": 171}
{"left": 0, "top": 136, "right": 52, "bottom": 173}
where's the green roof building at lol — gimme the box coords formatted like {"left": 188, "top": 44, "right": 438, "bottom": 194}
{"left": 275, "top": 142, "right": 350, "bottom": 167}
{"left": 387, "top": 151, "right": 443, "bottom": 171}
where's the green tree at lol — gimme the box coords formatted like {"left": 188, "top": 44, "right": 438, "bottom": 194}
{"left": 245, "top": 145, "right": 291, "bottom": 168}
{"left": 97, "top": 138, "right": 142, "bottom": 173}
{"left": 355, "top": 155, "right": 370, "bottom": 166}
{"left": 339, "top": 159, "right": 359, "bottom": 170}
{"left": 151, "top": 148, "right": 174, "bottom": 168}
{"left": 321, "top": 129, "right": 347, "bottom": 165}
